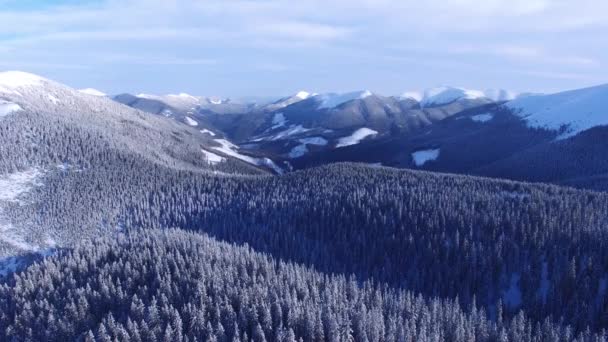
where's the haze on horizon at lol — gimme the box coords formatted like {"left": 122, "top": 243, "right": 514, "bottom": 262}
{"left": 0, "top": 0, "right": 606, "bottom": 97}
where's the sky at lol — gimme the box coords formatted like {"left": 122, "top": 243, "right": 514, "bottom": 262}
{"left": 0, "top": 0, "right": 607, "bottom": 97}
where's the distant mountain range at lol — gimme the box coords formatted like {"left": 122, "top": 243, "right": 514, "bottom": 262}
{"left": 112, "top": 82, "right": 608, "bottom": 190}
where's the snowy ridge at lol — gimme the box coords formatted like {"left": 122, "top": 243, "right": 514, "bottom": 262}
{"left": 0, "top": 71, "right": 45, "bottom": 94}
{"left": 401, "top": 86, "right": 519, "bottom": 107}
{"left": 78, "top": 88, "right": 106, "bottom": 97}
{"left": 317, "top": 90, "right": 373, "bottom": 109}
{"left": 506, "top": 83, "right": 608, "bottom": 138}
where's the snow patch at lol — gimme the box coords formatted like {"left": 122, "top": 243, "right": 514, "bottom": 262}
{"left": 199, "top": 128, "right": 216, "bottom": 136}
{"left": 78, "top": 88, "right": 106, "bottom": 97}
{"left": 296, "top": 91, "right": 311, "bottom": 99}
{"left": 336, "top": 128, "right": 378, "bottom": 148}
{"left": 317, "top": 90, "right": 373, "bottom": 109}
{"left": 421, "top": 86, "right": 484, "bottom": 107}
{"left": 506, "top": 84, "right": 608, "bottom": 139}
{"left": 201, "top": 149, "right": 225, "bottom": 165}
{"left": 0, "top": 169, "right": 43, "bottom": 254}
{"left": 212, "top": 139, "right": 283, "bottom": 174}
{"left": 288, "top": 144, "right": 308, "bottom": 158}
{"left": 471, "top": 113, "right": 493, "bottom": 122}
{"left": 270, "top": 125, "right": 311, "bottom": 141}
{"left": 185, "top": 116, "right": 199, "bottom": 126}
{"left": 0, "top": 169, "right": 42, "bottom": 202}
{"left": 298, "top": 137, "right": 328, "bottom": 145}
{"left": 412, "top": 148, "right": 440, "bottom": 166}
{"left": 0, "top": 101, "right": 23, "bottom": 117}
{"left": 271, "top": 112, "right": 287, "bottom": 129}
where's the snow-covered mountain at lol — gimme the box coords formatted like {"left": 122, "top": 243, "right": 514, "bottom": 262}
{"left": 506, "top": 83, "right": 608, "bottom": 138}
{"left": 401, "top": 86, "right": 520, "bottom": 108}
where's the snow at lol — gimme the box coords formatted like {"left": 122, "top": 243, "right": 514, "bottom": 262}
{"left": 295, "top": 91, "right": 311, "bottom": 99}
{"left": 212, "top": 139, "right": 284, "bottom": 174}
{"left": 185, "top": 116, "right": 199, "bottom": 126}
{"left": 169, "top": 93, "right": 199, "bottom": 101}
{"left": 288, "top": 137, "right": 328, "bottom": 158}
{"left": 471, "top": 113, "right": 493, "bottom": 122}
{"left": 47, "top": 94, "right": 60, "bottom": 104}
{"left": 421, "top": 86, "right": 485, "bottom": 107}
{"left": 336, "top": 128, "right": 378, "bottom": 148}
{"left": 288, "top": 144, "right": 308, "bottom": 158}
{"left": 400, "top": 91, "right": 423, "bottom": 102}
{"left": 298, "top": 137, "right": 328, "bottom": 145}
{"left": 199, "top": 128, "right": 216, "bottom": 136}
{"left": 503, "top": 273, "right": 522, "bottom": 309}
{"left": 78, "top": 88, "right": 106, "bottom": 97}
{"left": 412, "top": 148, "right": 440, "bottom": 166}
{"left": 208, "top": 97, "right": 223, "bottom": 105}
{"left": 0, "top": 101, "right": 22, "bottom": 117}
{"left": 270, "top": 125, "right": 311, "bottom": 141}
{"left": 0, "top": 169, "right": 41, "bottom": 202}
{"left": 317, "top": 90, "right": 373, "bottom": 109}
{"left": 0, "top": 71, "right": 44, "bottom": 93}
{"left": 506, "top": 83, "right": 608, "bottom": 139}
{"left": 402, "top": 86, "right": 518, "bottom": 107}
{"left": 0, "top": 169, "right": 43, "bottom": 254}
{"left": 271, "top": 112, "right": 287, "bottom": 129}
{"left": 201, "top": 149, "right": 225, "bottom": 165}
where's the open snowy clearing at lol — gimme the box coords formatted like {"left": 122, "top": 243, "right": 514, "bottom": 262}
{"left": 412, "top": 148, "right": 440, "bottom": 166}
{"left": 336, "top": 128, "right": 378, "bottom": 148}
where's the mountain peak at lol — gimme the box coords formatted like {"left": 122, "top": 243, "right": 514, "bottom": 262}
{"left": 317, "top": 90, "right": 373, "bottom": 109}
{"left": 0, "top": 71, "right": 46, "bottom": 92}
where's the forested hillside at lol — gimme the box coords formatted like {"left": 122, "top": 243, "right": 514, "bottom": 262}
{"left": 1, "top": 229, "right": 604, "bottom": 342}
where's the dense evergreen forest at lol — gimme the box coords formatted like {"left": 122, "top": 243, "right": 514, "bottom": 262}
{"left": 2, "top": 229, "right": 606, "bottom": 342}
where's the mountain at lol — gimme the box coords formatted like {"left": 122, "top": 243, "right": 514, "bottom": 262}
{"left": 401, "top": 86, "right": 520, "bottom": 107}
{"left": 3, "top": 72, "right": 608, "bottom": 339}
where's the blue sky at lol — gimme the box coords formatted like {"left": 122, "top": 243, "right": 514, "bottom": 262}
{"left": 1, "top": 0, "right": 606, "bottom": 97}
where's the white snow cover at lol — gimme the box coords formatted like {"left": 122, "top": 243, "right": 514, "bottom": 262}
{"left": 288, "top": 144, "right": 308, "bottom": 158}
{"left": 295, "top": 91, "right": 311, "bottom": 99}
{"left": 470, "top": 113, "right": 493, "bottom": 122}
{"left": 400, "top": 91, "right": 423, "bottom": 102}
{"left": 78, "top": 88, "right": 106, "bottom": 97}
{"left": 0, "top": 169, "right": 41, "bottom": 202}
{"left": 336, "top": 128, "right": 378, "bottom": 148}
{"left": 0, "top": 101, "right": 22, "bottom": 117}
{"left": 169, "top": 93, "right": 198, "bottom": 101}
{"left": 0, "top": 169, "right": 43, "bottom": 254}
{"left": 402, "top": 87, "right": 518, "bottom": 107}
{"left": 317, "top": 90, "right": 373, "bottom": 109}
{"left": 270, "top": 125, "right": 311, "bottom": 141}
{"left": 506, "top": 83, "right": 608, "bottom": 138}
{"left": 288, "top": 137, "right": 329, "bottom": 159}
{"left": 199, "top": 128, "right": 216, "bottom": 136}
{"left": 421, "top": 86, "right": 484, "bottom": 107}
{"left": 212, "top": 139, "right": 284, "bottom": 174}
{"left": 271, "top": 112, "right": 287, "bottom": 129}
{"left": 0, "top": 71, "right": 44, "bottom": 93}
{"left": 201, "top": 149, "right": 225, "bottom": 165}
{"left": 412, "top": 148, "right": 440, "bottom": 166}
{"left": 298, "top": 137, "right": 328, "bottom": 145}
{"left": 185, "top": 117, "right": 199, "bottom": 126}
{"left": 47, "top": 94, "right": 60, "bottom": 104}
